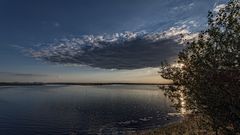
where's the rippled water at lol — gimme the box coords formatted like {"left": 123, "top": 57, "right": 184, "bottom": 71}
{"left": 0, "top": 85, "right": 180, "bottom": 135}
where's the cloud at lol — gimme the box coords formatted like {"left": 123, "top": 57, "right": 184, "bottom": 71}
{"left": 0, "top": 72, "right": 48, "bottom": 77}
{"left": 25, "top": 26, "right": 197, "bottom": 70}
{"left": 213, "top": 4, "right": 226, "bottom": 13}
{"left": 172, "top": 3, "right": 195, "bottom": 11}
{"left": 53, "top": 22, "right": 60, "bottom": 27}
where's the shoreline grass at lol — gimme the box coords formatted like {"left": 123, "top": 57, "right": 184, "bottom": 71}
{"left": 133, "top": 115, "right": 217, "bottom": 135}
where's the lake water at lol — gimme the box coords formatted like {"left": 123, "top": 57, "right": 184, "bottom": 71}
{"left": 0, "top": 85, "right": 180, "bottom": 135}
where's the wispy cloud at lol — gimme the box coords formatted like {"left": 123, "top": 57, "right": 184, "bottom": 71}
{"left": 0, "top": 72, "right": 48, "bottom": 77}
{"left": 172, "top": 2, "right": 195, "bottom": 11}
{"left": 213, "top": 4, "right": 226, "bottom": 13}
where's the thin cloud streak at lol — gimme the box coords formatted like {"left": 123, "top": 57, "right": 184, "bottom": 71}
{"left": 0, "top": 72, "right": 48, "bottom": 77}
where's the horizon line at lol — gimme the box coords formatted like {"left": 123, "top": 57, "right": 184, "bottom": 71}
{"left": 0, "top": 82, "right": 173, "bottom": 86}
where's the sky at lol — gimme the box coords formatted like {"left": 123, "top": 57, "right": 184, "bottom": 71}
{"left": 0, "top": 0, "right": 228, "bottom": 83}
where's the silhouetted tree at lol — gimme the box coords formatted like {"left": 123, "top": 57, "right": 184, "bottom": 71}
{"left": 159, "top": 0, "right": 240, "bottom": 134}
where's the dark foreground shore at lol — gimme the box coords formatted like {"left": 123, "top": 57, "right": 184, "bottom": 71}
{"left": 133, "top": 115, "right": 219, "bottom": 135}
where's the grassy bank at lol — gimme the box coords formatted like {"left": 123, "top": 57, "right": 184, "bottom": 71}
{"left": 133, "top": 115, "right": 216, "bottom": 135}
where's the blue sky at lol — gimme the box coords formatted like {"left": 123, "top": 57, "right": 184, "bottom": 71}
{"left": 0, "top": 0, "right": 228, "bottom": 83}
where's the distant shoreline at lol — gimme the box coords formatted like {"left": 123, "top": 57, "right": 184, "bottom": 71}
{"left": 0, "top": 82, "right": 172, "bottom": 86}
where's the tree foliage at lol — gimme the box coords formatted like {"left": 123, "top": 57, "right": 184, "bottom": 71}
{"left": 159, "top": 0, "right": 240, "bottom": 134}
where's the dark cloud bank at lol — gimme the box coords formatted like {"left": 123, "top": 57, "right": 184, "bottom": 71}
{"left": 27, "top": 27, "right": 196, "bottom": 70}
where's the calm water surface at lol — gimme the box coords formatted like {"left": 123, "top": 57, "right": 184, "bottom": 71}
{"left": 0, "top": 85, "right": 180, "bottom": 135}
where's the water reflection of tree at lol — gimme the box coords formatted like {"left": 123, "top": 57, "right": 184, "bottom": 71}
{"left": 159, "top": 0, "right": 240, "bottom": 134}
